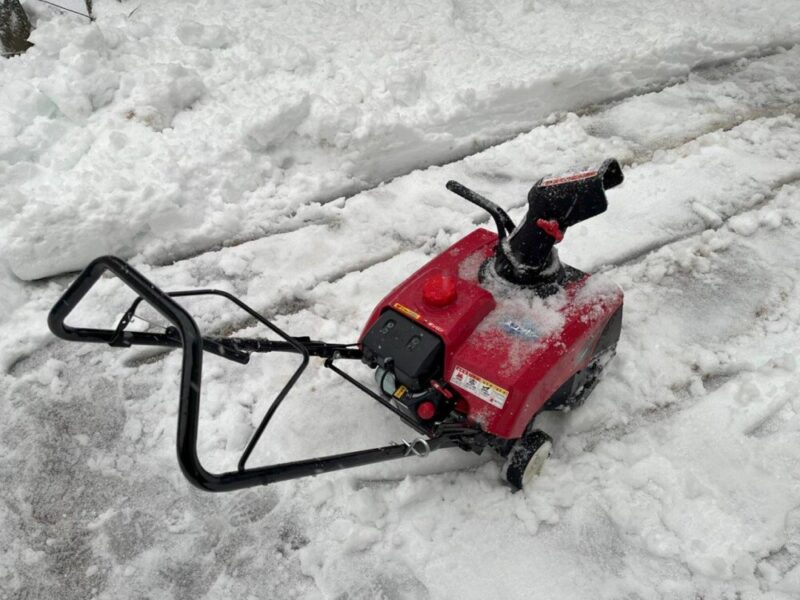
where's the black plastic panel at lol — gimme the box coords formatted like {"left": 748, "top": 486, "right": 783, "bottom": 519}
{"left": 361, "top": 309, "right": 443, "bottom": 391}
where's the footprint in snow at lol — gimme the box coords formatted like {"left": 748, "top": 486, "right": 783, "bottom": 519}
{"left": 227, "top": 489, "right": 280, "bottom": 527}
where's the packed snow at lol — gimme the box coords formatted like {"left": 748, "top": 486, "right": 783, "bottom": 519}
{"left": 3, "top": 2, "right": 800, "bottom": 600}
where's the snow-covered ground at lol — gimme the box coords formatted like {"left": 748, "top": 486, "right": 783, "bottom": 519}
{"left": 3, "top": 0, "right": 800, "bottom": 280}
{"left": 2, "top": 2, "right": 800, "bottom": 599}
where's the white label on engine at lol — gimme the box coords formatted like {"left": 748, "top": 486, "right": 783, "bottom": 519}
{"left": 450, "top": 366, "right": 509, "bottom": 409}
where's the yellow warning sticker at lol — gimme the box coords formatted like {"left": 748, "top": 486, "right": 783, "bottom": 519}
{"left": 449, "top": 366, "right": 509, "bottom": 409}
{"left": 393, "top": 302, "right": 420, "bottom": 321}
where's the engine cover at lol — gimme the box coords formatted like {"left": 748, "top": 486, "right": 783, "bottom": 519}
{"left": 361, "top": 309, "right": 443, "bottom": 391}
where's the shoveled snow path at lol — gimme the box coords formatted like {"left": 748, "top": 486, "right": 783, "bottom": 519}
{"left": 3, "top": 49, "right": 800, "bottom": 600}
{"left": 4, "top": 0, "right": 800, "bottom": 279}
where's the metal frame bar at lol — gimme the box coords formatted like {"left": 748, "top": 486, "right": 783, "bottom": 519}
{"left": 324, "top": 357, "right": 432, "bottom": 436}
{"left": 48, "top": 256, "right": 465, "bottom": 492}
{"left": 446, "top": 180, "right": 516, "bottom": 239}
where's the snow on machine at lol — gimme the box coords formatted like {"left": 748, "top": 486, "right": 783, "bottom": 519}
{"left": 48, "top": 159, "right": 624, "bottom": 492}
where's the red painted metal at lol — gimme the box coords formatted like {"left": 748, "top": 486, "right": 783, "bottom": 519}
{"left": 416, "top": 401, "right": 437, "bottom": 420}
{"left": 422, "top": 273, "right": 458, "bottom": 307}
{"left": 359, "top": 228, "right": 623, "bottom": 440}
{"left": 535, "top": 218, "right": 564, "bottom": 242}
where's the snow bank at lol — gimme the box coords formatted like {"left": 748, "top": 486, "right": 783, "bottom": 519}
{"left": 3, "top": 0, "right": 800, "bottom": 279}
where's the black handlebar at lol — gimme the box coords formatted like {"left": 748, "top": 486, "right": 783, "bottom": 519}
{"left": 49, "top": 257, "right": 256, "bottom": 490}
{"left": 48, "top": 256, "right": 450, "bottom": 492}
{"left": 446, "top": 180, "right": 516, "bottom": 239}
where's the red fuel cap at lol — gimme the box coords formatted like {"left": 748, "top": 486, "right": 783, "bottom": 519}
{"left": 423, "top": 273, "right": 458, "bottom": 307}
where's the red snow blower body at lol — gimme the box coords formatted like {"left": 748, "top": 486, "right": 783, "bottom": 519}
{"left": 48, "top": 159, "right": 624, "bottom": 492}
{"left": 360, "top": 227, "right": 622, "bottom": 442}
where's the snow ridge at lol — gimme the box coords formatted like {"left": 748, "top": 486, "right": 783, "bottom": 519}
{"left": 3, "top": 0, "right": 800, "bottom": 280}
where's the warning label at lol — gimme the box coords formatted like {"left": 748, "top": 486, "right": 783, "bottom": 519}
{"left": 449, "top": 366, "right": 509, "bottom": 409}
{"left": 393, "top": 302, "right": 420, "bottom": 321}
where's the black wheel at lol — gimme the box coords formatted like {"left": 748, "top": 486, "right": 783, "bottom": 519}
{"left": 502, "top": 430, "right": 553, "bottom": 490}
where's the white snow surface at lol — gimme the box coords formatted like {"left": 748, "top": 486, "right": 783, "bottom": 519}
{"left": 3, "top": 3, "right": 800, "bottom": 600}
{"left": 3, "top": 0, "right": 800, "bottom": 280}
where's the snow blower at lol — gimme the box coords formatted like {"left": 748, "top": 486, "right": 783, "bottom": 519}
{"left": 48, "top": 159, "right": 624, "bottom": 492}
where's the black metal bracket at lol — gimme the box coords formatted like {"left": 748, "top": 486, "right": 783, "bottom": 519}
{"left": 47, "top": 256, "right": 472, "bottom": 492}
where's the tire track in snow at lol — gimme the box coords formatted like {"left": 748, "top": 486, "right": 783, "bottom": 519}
{"left": 181, "top": 58, "right": 800, "bottom": 287}
{"left": 572, "top": 43, "right": 798, "bottom": 117}
{"left": 160, "top": 114, "right": 800, "bottom": 350}
{"left": 219, "top": 113, "right": 800, "bottom": 338}
{"left": 5, "top": 96, "right": 800, "bottom": 387}
{"left": 12, "top": 44, "right": 800, "bottom": 291}
{"left": 21, "top": 109, "right": 800, "bottom": 377}
{"left": 138, "top": 42, "right": 799, "bottom": 268}
{"left": 151, "top": 53, "right": 800, "bottom": 275}
{"left": 478, "top": 96, "right": 800, "bottom": 229}
{"left": 596, "top": 169, "right": 800, "bottom": 271}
